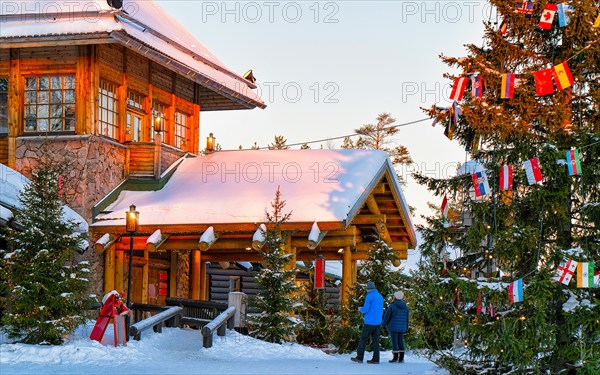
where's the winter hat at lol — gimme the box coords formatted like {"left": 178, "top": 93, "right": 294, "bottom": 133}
{"left": 394, "top": 291, "right": 404, "bottom": 300}
{"left": 365, "top": 281, "right": 376, "bottom": 290}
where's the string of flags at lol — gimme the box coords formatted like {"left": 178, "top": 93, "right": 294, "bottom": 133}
{"left": 456, "top": 147, "right": 584, "bottom": 199}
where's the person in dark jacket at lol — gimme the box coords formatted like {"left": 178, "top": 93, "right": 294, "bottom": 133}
{"left": 382, "top": 290, "right": 409, "bottom": 363}
{"left": 351, "top": 281, "right": 384, "bottom": 364}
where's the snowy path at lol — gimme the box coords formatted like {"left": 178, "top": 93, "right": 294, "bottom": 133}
{"left": 1, "top": 324, "right": 447, "bottom": 375}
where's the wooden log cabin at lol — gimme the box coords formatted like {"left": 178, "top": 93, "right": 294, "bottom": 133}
{"left": 0, "top": 0, "right": 265, "bottom": 292}
{"left": 0, "top": 0, "right": 265, "bottom": 220}
{"left": 91, "top": 150, "right": 417, "bottom": 306}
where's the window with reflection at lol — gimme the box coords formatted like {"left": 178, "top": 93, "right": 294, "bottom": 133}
{"left": 174, "top": 111, "right": 189, "bottom": 149}
{"left": 0, "top": 78, "right": 7, "bottom": 134}
{"left": 24, "top": 76, "right": 75, "bottom": 132}
{"left": 126, "top": 90, "right": 144, "bottom": 142}
{"left": 98, "top": 80, "right": 119, "bottom": 139}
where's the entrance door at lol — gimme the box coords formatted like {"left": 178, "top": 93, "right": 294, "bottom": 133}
{"left": 126, "top": 111, "right": 143, "bottom": 142}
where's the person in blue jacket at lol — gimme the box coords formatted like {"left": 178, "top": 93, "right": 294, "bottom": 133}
{"left": 382, "top": 290, "right": 409, "bottom": 363}
{"left": 351, "top": 281, "right": 384, "bottom": 364}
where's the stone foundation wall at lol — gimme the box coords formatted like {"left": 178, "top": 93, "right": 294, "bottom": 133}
{"left": 15, "top": 134, "right": 127, "bottom": 296}
{"left": 161, "top": 144, "right": 185, "bottom": 174}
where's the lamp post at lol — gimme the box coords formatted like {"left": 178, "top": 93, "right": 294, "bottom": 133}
{"left": 125, "top": 204, "right": 139, "bottom": 339}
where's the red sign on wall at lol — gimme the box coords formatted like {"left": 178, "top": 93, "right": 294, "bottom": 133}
{"left": 315, "top": 256, "right": 325, "bottom": 289}
{"left": 158, "top": 272, "right": 168, "bottom": 296}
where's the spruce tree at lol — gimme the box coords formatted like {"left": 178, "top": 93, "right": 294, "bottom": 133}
{"left": 248, "top": 187, "right": 298, "bottom": 343}
{"left": 1, "top": 163, "right": 93, "bottom": 345}
{"left": 412, "top": 1, "right": 600, "bottom": 373}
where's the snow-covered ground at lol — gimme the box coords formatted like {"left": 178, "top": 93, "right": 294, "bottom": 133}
{"left": 1, "top": 322, "right": 447, "bottom": 374}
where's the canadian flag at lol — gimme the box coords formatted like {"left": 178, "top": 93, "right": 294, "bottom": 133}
{"left": 539, "top": 4, "right": 557, "bottom": 30}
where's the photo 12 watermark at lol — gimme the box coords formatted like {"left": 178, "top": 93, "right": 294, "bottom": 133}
{"left": 199, "top": 1, "right": 340, "bottom": 24}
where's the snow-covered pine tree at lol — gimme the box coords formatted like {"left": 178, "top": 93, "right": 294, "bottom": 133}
{"left": 1, "top": 163, "right": 94, "bottom": 345}
{"left": 248, "top": 187, "right": 298, "bottom": 343}
{"left": 412, "top": 1, "right": 600, "bottom": 373}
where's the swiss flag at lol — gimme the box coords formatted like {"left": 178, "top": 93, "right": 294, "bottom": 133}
{"left": 539, "top": 4, "right": 557, "bottom": 30}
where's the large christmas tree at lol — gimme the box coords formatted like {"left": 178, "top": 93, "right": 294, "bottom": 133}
{"left": 1, "top": 163, "right": 93, "bottom": 345}
{"left": 412, "top": 1, "right": 600, "bottom": 373}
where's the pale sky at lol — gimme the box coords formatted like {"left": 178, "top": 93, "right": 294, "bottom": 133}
{"left": 156, "top": 0, "right": 487, "bottom": 256}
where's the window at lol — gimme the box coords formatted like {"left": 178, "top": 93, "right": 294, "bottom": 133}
{"left": 174, "top": 111, "right": 189, "bottom": 149}
{"left": 151, "top": 101, "right": 167, "bottom": 142}
{"left": 98, "top": 81, "right": 119, "bottom": 139}
{"left": 126, "top": 91, "right": 144, "bottom": 142}
{"left": 0, "top": 78, "right": 7, "bottom": 134}
{"left": 24, "top": 76, "right": 75, "bottom": 132}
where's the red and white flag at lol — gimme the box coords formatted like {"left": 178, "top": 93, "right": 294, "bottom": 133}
{"left": 523, "top": 158, "right": 543, "bottom": 185}
{"left": 450, "top": 77, "right": 468, "bottom": 102}
{"left": 441, "top": 195, "right": 449, "bottom": 219}
{"left": 499, "top": 165, "right": 513, "bottom": 191}
{"left": 554, "top": 259, "right": 578, "bottom": 285}
{"left": 539, "top": 4, "right": 557, "bottom": 30}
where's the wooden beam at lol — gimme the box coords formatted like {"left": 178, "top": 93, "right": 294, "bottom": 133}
{"left": 350, "top": 214, "right": 386, "bottom": 225}
{"left": 142, "top": 244, "right": 149, "bottom": 303}
{"left": 146, "top": 230, "right": 170, "bottom": 252}
{"left": 373, "top": 183, "right": 386, "bottom": 195}
{"left": 191, "top": 249, "right": 201, "bottom": 300}
{"left": 251, "top": 224, "right": 267, "bottom": 250}
{"left": 115, "top": 249, "right": 124, "bottom": 293}
{"left": 169, "top": 251, "right": 177, "bottom": 298}
{"left": 198, "top": 227, "right": 218, "bottom": 251}
{"left": 376, "top": 222, "right": 393, "bottom": 244}
{"left": 7, "top": 48, "right": 20, "bottom": 169}
{"left": 104, "top": 246, "right": 115, "bottom": 294}
{"left": 341, "top": 246, "right": 352, "bottom": 307}
{"left": 94, "top": 233, "right": 119, "bottom": 253}
{"left": 91, "top": 221, "right": 346, "bottom": 235}
{"left": 307, "top": 231, "right": 327, "bottom": 250}
{"left": 355, "top": 241, "right": 408, "bottom": 252}
{"left": 365, "top": 195, "right": 381, "bottom": 215}
{"left": 291, "top": 236, "right": 359, "bottom": 249}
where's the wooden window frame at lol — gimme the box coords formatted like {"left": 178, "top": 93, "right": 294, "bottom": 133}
{"left": 98, "top": 80, "right": 119, "bottom": 140}
{"left": 174, "top": 110, "right": 189, "bottom": 150}
{"left": 126, "top": 90, "right": 146, "bottom": 142}
{"left": 23, "top": 75, "right": 76, "bottom": 133}
{"left": 0, "top": 77, "right": 7, "bottom": 135}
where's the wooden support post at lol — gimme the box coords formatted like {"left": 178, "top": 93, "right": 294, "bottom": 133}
{"left": 104, "top": 246, "right": 116, "bottom": 294}
{"left": 341, "top": 246, "right": 352, "bottom": 306}
{"left": 169, "top": 251, "right": 178, "bottom": 298}
{"left": 142, "top": 245, "right": 149, "bottom": 303}
{"left": 191, "top": 249, "right": 201, "bottom": 300}
{"left": 115, "top": 249, "right": 124, "bottom": 293}
{"left": 7, "top": 48, "right": 21, "bottom": 169}
{"left": 200, "top": 261, "right": 208, "bottom": 300}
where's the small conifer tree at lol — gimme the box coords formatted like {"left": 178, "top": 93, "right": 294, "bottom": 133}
{"left": 249, "top": 187, "right": 298, "bottom": 343}
{"left": 1, "top": 163, "right": 93, "bottom": 344}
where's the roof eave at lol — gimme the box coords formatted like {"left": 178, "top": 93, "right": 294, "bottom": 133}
{"left": 0, "top": 32, "right": 114, "bottom": 48}
{"left": 109, "top": 30, "right": 266, "bottom": 110}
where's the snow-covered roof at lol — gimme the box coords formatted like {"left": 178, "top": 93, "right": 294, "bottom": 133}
{"left": 0, "top": 164, "right": 88, "bottom": 232}
{"left": 0, "top": 0, "right": 264, "bottom": 109}
{"left": 93, "top": 149, "right": 416, "bottom": 245}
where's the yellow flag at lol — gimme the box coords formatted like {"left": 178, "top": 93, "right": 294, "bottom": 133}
{"left": 594, "top": 14, "right": 600, "bottom": 28}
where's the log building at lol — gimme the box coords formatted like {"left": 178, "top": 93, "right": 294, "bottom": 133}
{"left": 1, "top": 1, "right": 416, "bottom": 306}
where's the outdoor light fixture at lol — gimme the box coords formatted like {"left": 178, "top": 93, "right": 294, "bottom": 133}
{"left": 153, "top": 111, "right": 163, "bottom": 133}
{"left": 206, "top": 133, "right": 215, "bottom": 152}
{"left": 125, "top": 204, "right": 139, "bottom": 339}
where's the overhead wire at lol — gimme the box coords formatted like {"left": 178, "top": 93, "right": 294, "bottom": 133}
{"left": 219, "top": 117, "right": 431, "bottom": 151}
